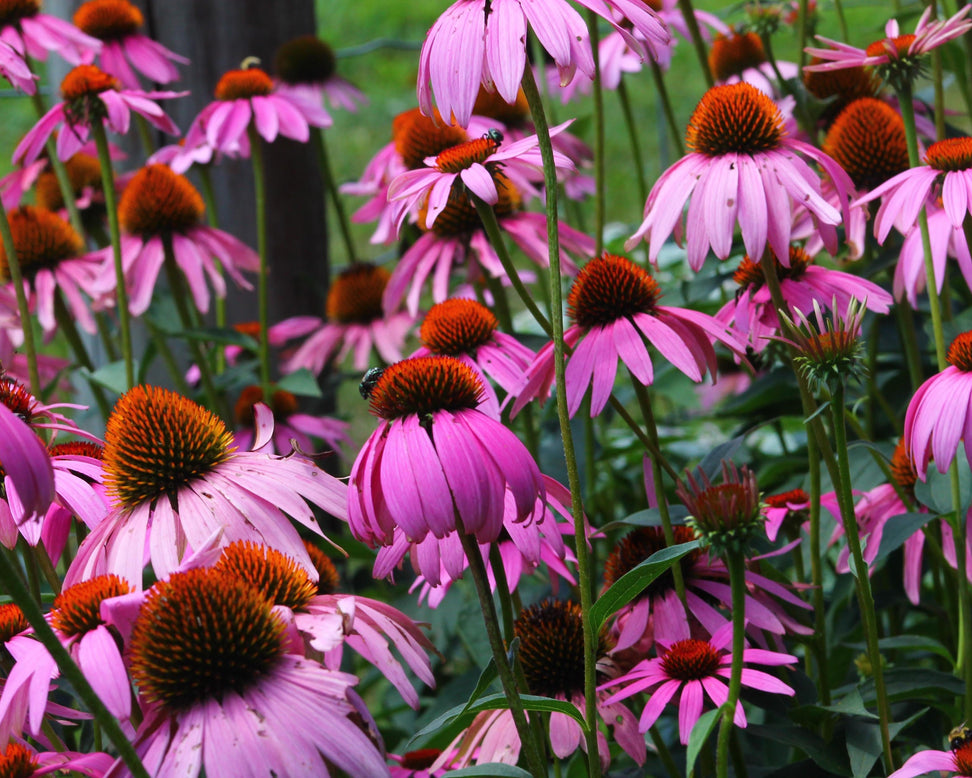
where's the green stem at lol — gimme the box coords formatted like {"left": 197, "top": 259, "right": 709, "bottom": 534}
{"left": 649, "top": 725, "right": 683, "bottom": 778}
{"left": 796, "top": 0, "right": 810, "bottom": 69}
{"left": 832, "top": 0, "right": 849, "bottom": 41}
{"left": 830, "top": 381, "right": 894, "bottom": 770}
{"left": 608, "top": 395, "right": 680, "bottom": 481}
{"left": 53, "top": 294, "right": 112, "bottom": 420}
{"left": 0, "top": 553, "right": 150, "bottom": 778}
{"left": 647, "top": 59, "right": 685, "bottom": 159}
{"left": 145, "top": 318, "right": 191, "bottom": 396}
{"left": 195, "top": 166, "right": 226, "bottom": 374}
{"left": 313, "top": 126, "right": 357, "bottom": 262}
{"left": 616, "top": 79, "right": 650, "bottom": 205}
{"left": 457, "top": 530, "right": 547, "bottom": 778}
{"left": 91, "top": 122, "right": 134, "bottom": 390}
{"left": 472, "top": 197, "right": 552, "bottom": 335}
{"left": 715, "top": 549, "right": 747, "bottom": 778}
{"left": 246, "top": 125, "right": 272, "bottom": 398}
{"left": 586, "top": 11, "right": 606, "bottom": 256}
{"left": 520, "top": 66, "right": 602, "bottom": 778}
{"left": 677, "top": 0, "right": 715, "bottom": 88}
{"left": 895, "top": 302, "right": 924, "bottom": 389}
{"left": 0, "top": 198, "right": 40, "bottom": 395}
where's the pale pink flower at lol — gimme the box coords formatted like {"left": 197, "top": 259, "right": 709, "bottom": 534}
{"left": 232, "top": 389, "right": 352, "bottom": 461}
{"left": 905, "top": 331, "right": 972, "bottom": 480}
{"left": 601, "top": 622, "right": 797, "bottom": 742}
{"left": 274, "top": 34, "right": 366, "bottom": 113}
{"left": 893, "top": 201, "right": 972, "bottom": 308}
{"left": 73, "top": 0, "right": 188, "bottom": 88}
{"left": 513, "top": 253, "right": 747, "bottom": 418}
{"left": 626, "top": 83, "right": 853, "bottom": 271}
{"left": 418, "top": 0, "right": 670, "bottom": 127}
{"left": 66, "top": 386, "right": 349, "bottom": 586}
{"left": 805, "top": 5, "right": 972, "bottom": 73}
{"left": 0, "top": 1, "right": 100, "bottom": 64}
{"left": 282, "top": 263, "right": 415, "bottom": 375}
{"left": 349, "top": 356, "right": 544, "bottom": 546}
{"left": 14, "top": 64, "right": 182, "bottom": 167}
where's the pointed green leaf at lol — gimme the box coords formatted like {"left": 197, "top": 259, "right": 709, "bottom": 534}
{"left": 276, "top": 368, "right": 323, "bottom": 398}
{"left": 685, "top": 709, "right": 720, "bottom": 776}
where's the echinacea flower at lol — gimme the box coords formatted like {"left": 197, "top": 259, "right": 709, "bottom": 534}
{"left": 0, "top": 742, "right": 111, "bottom": 778}
{"left": 14, "top": 63, "right": 182, "bottom": 166}
{"left": 803, "top": 58, "right": 882, "bottom": 128}
{"left": 905, "top": 331, "right": 972, "bottom": 479}
{"left": 890, "top": 740, "right": 972, "bottom": 778}
{"left": 0, "top": 38, "right": 33, "bottom": 93}
{"left": 0, "top": 0, "right": 100, "bottom": 64}
{"left": 373, "top": 474, "right": 577, "bottom": 605}
{"left": 823, "top": 98, "right": 910, "bottom": 193}
{"left": 348, "top": 356, "right": 545, "bottom": 546}
{"left": 626, "top": 82, "right": 853, "bottom": 270}
{"left": 708, "top": 30, "right": 799, "bottom": 98}
{"left": 106, "top": 567, "right": 389, "bottom": 777}
{"left": 0, "top": 390, "right": 53, "bottom": 525}
{"left": 410, "top": 297, "right": 535, "bottom": 417}
{"left": 778, "top": 297, "right": 868, "bottom": 391}
{"left": 274, "top": 34, "right": 366, "bottom": 112}
{"left": 0, "top": 574, "right": 136, "bottom": 744}
{"left": 418, "top": 0, "right": 670, "bottom": 127}
{"left": 893, "top": 199, "right": 972, "bottom": 307}
{"left": 387, "top": 125, "right": 574, "bottom": 232}
{"left": 232, "top": 385, "right": 352, "bottom": 460}
{"left": 805, "top": 5, "right": 972, "bottom": 87}
{"left": 0, "top": 204, "right": 102, "bottom": 334}
{"left": 512, "top": 253, "right": 747, "bottom": 418}
{"left": 282, "top": 262, "right": 415, "bottom": 375}
{"left": 65, "top": 385, "right": 349, "bottom": 586}
{"left": 443, "top": 600, "right": 645, "bottom": 770}
{"left": 601, "top": 622, "right": 797, "bottom": 743}
{"left": 213, "top": 540, "right": 436, "bottom": 710}
{"left": 182, "top": 64, "right": 331, "bottom": 157}
{"left": 73, "top": 0, "right": 188, "bottom": 88}
{"left": 715, "top": 246, "right": 891, "bottom": 352}
{"left": 89, "top": 163, "right": 258, "bottom": 316}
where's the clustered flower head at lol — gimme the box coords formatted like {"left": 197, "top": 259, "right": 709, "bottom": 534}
{"left": 678, "top": 461, "right": 763, "bottom": 555}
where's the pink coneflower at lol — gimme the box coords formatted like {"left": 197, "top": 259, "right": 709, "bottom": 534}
{"left": 0, "top": 0, "right": 100, "bottom": 65}
{"left": 0, "top": 574, "right": 136, "bottom": 744}
{"left": 214, "top": 540, "right": 436, "bottom": 710}
{"left": 373, "top": 474, "right": 577, "bottom": 605}
{"left": 0, "top": 38, "right": 33, "bottom": 93}
{"left": 107, "top": 567, "right": 388, "bottom": 778}
{"left": 65, "top": 385, "right": 349, "bottom": 586}
{"left": 348, "top": 356, "right": 545, "bottom": 546}
{"left": 603, "top": 524, "right": 811, "bottom": 652}
{"left": 73, "top": 0, "right": 188, "bottom": 88}
{"left": 0, "top": 388, "right": 53, "bottom": 525}
{"left": 387, "top": 125, "right": 574, "bottom": 232}
{"left": 274, "top": 34, "right": 366, "bottom": 112}
{"left": 0, "top": 327, "right": 68, "bottom": 389}
{"left": 14, "top": 64, "right": 182, "bottom": 166}
{"left": 0, "top": 205, "right": 101, "bottom": 335}
{"left": 855, "top": 137, "right": 972, "bottom": 242}
{"left": 626, "top": 82, "right": 853, "bottom": 270}
{"left": 0, "top": 742, "right": 111, "bottom": 778}
{"left": 419, "top": 0, "right": 669, "bottom": 128}
{"left": 442, "top": 600, "right": 645, "bottom": 770}
{"left": 601, "top": 622, "right": 797, "bottom": 743}
{"left": 894, "top": 200, "right": 972, "bottom": 307}
{"left": 513, "top": 253, "right": 746, "bottom": 418}
{"left": 232, "top": 386, "right": 352, "bottom": 460}
{"left": 890, "top": 740, "right": 972, "bottom": 778}
{"left": 182, "top": 64, "right": 331, "bottom": 157}
{"left": 905, "top": 331, "right": 972, "bottom": 479}
{"left": 89, "top": 164, "right": 257, "bottom": 316}
{"left": 410, "top": 297, "right": 535, "bottom": 417}
{"left": 805, "top": 5, "right": 972, "bottom": 75}
{"left": 282, "top": 263, "right": 415, "bottom": 375}
{"left": 715, "top": 246, "right": 892, "bottom": 352}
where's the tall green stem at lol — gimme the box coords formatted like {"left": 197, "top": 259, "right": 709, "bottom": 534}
{"left": 91, "top": 122, "right": 134, "bottom": 390}
{"left": 807, "top": 433, "right": 831, "bottom": 705}
{"left": 586, "top": 11, "right": 606, "bottom": 256}
{"left": 313, "top": 126, "right": 357, "bottom": 262}
{"left": 246, "top": 125, "right": 272, "bottom": 398}
{"left": 715, "top": 549, "right": 746, "bottom": 778}
{"left": 616, "top": 80, "right": 650, "bottom": 205}
{"left": 457, "top": 530, "right": 547, "bottom": 778}
{"left": 0, "top": 554, "right": 150, "bottom": 778}
{"left": 676, "top": 0, "right": 715, "bottom": 88}
{"left": 195, "top": 166, "right": 227, "bottom": 374}
{"left": 520, "top": 68, "right": 602, "bottom": 778}
{"left": 28, "top": 90, "right": 83, "bottom": 237}
{"left": 647, "top": 60, "right": 685, "bottom": 158}
{"left": 53, "top": 294, "right": 112, "bottom": 419}
{"left": 0, "top": 198, "right": 40, "bottom": 394}
{"left": 830, "top": 382, "right": 894, "bottom": 770}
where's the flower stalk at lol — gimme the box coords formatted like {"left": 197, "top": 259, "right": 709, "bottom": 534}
{"left": 247, "top": 125, "right": 272, "bottom": 400}
{"left": 0, "top": 198, "right": 40, "bottom": 395}
{"left": 715, "top": 547, "right": 746, "bottom": 778}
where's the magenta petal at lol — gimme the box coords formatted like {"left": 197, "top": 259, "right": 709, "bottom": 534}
{"left": 888, "top": 749, "right": 957, "bottom": 778}
{"left": 485, "top": 0, "right": 527, "bottom": 103}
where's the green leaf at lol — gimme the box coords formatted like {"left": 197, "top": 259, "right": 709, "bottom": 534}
{"left": 872, "top": 512, "right": 936, "bottom": 566}
{"left": 404, "top": 693, "right": 588, "bottom": 751}
{"left": 685, "top": 709, "right": 720, "bottom": 776}
{"left": 915, "top": 449, "right": 972, "bottom": 516}
{"left": 275, "top": 368, "right": 323, "bottom": 398}
{"left": 589, "top": 541, "right": 700, "bottom": 632}
{"left": 818, "top": 688, "right": 877, "bottom": 719}
{"left": 876, "top": 635, "right": 953, "bottom": 664}
{"left": 464, "top": 660, "right": 498, "bottom": 712}
{"left": 446, "top": 766, "right": 533, "bottom": 778}
{"left": 697, "top": 435, "right": 745, "bottom": 480}
{"left": 748, "top": 724, "right": 849, "bottom": 775}
{"left": 82, "top": 360, "right": 136, "bottom": 394}
{"left": 598, "top": 505, "right": 688, "bottom": 534}
{"left": 846, "top": 708, "right": 926, "bottom": 778}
